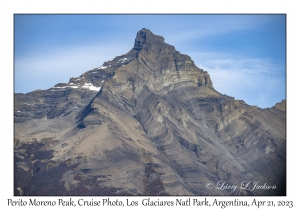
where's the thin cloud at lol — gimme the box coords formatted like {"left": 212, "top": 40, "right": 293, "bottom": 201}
{"left": 164, "top": 15, "right": 272, "bottom": 46}
{"left": 193, "top": 57, "right": 285, "bottom": 108}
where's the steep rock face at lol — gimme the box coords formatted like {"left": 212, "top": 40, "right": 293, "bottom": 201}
{"left": 132, "top": 28, "right": 213, "bottom": 92}
{"left": 14, "top": 29, "right": 286, "bottom": 196}
{"left": 273, "top": 99, "right": 286, "bottom": 111}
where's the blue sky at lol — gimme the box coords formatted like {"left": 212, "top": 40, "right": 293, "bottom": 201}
{"left": 14, "top": 14, "right": 286, "bottom": 108}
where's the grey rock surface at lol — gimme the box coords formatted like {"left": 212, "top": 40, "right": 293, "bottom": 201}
{"left": 14, "top": 28, "right": 286, "bottom": 196}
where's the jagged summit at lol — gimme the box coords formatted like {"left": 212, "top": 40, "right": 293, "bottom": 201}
{"left": 121, "top": 28, "right": 214, "bottom": 92}
{"left": 133, "top": 28, "right": 165, "bottom": 51}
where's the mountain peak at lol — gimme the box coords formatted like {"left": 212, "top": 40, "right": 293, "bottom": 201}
{"left": 14, "top": 28, "right": 286, "bottom": 196}
{"left": 133, "top": 28, "right": 165, "bottom": 50}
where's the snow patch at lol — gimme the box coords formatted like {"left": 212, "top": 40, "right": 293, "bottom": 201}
{"left": 82, "top": 83, "right": 101, "bottom": 91}
{"left": 118, "top": 58, "right": 129, "bottom": 63}
{"left": 99, "top": 66, "right": 107, "bottom": 69}
{"left": 51, "top": 82, "right": 99, "bottom": 91}
{"left": 53, "top": 85, "right": 79, "bottom": 89}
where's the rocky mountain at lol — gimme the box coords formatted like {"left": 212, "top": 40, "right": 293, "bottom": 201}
{"left": 14, "top": 28, "right": 286, "bottom": 196}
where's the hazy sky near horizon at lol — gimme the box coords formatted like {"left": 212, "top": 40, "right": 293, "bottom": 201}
{"left": 14, "top": 14, "right": 286, "bottom": 108}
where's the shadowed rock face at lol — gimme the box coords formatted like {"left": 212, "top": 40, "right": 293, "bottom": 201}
{"left": 14, "top": 28, "right": 286, "bottom": 196}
